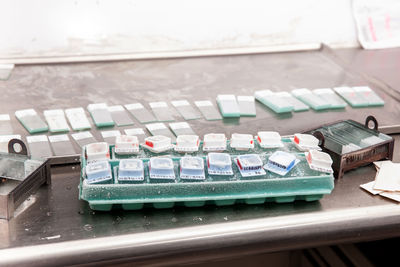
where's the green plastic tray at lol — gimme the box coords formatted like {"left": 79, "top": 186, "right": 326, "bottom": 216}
{"left": 79, "top": 139, "right": 334, "bottom": 211}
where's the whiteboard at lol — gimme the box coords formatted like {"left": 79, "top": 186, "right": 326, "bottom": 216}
{"left": 0, "top": 0, "right": 358, "bottom": 63}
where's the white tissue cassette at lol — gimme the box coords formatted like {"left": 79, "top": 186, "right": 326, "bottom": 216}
{"left": 115, "top": 135, "right": 140, "bottom": 155}
{"left": 305, "top": 150, "right": 333, "bottom": 174}
{"left": 174, "top": 135, "right": 200, "bottom": 152}
{"left": 230, "top": 133, "right": 254, "bottom": 151}
{"left": 293, "top": 133, "right": 321, "bottom": 151}
{"left": 256, "top": 131, "right": 283, "bottom": 148}
{"left": 203, "top": 133, "right": 227, "bottom": 152}
{"left": 142, "top": 135, "right": 173, "bottom": 153}
{"left": 86, "top": 142, "right": 110, "bottom": 162}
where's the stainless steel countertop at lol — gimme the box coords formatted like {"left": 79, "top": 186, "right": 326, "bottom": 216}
{"left": 0, "top": 46, "right": 399, "bottom": 266}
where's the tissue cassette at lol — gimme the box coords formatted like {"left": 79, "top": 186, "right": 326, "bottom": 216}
{"left": 86, "top": 142, "right": 110, "bottom": 162}
{"left": 115, "top": 135, "right": 139, "bottom": 155}
{"left": 235, "top": 154, "right": 266, "bottom": 177}
{"left": 264, "top": 151, "right": 299, "bottom": 176}
{"left": 203, "top": 133, "right": 227, "bottom": 151}
{"left": 117, "top": 159, "right": 144, "bottom": 181}
{"left": 149, "top": 157, "right": 175, "bottom": 180}
{"left": 79, "top": 138, "right": 335, "bottom": 211}
{"left": 230, "top": 133, "right": 254, "bottom": 150}
{"left": 306, "top": 150, "right": 333, "bottom": 174}
{"left": 257, "top": 131, "right": 283, "bottom": 148}
{"left": 175, "top": 135, "right": 200, "bottom": 152}
{"left": 180, "top": 156, "right": 205, "bottom": 180}
{"left": 207, "top": 152, "right": 233, "bottom": 175}
{"left": 293, "top": 134, "right": 320, "bottom": 151}
{"left": 85, "top": 160, "right": 112, "bottom": 184}
{"left": 143, "top": 135, "right": 173, "bottom": 153}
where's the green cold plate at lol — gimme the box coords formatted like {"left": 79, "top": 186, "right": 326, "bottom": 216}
{"left": 79, "top": 139, "right": 334, "bottom": 211}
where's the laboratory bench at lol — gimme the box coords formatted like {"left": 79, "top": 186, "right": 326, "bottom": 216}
{"left": 0, "top": 46, "right": 400, "bottom": 266}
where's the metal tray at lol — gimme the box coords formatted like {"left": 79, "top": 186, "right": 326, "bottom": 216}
{"left": 306, "top": 116, "right": 394, "bottom": 179}
{"left": 0, "top": 139, "right": 51, "bottom": 220}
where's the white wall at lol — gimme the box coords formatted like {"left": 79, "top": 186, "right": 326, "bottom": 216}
{"left": 1, "top": 0, "right": 358, "bottom": 63}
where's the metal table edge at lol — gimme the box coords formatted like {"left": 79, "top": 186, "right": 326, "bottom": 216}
{"left": 2, "top": 204, "right": 400, "bottom": 266}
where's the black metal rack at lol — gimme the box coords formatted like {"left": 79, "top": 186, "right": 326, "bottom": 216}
{"left": 306, "top": 116, "right": 394, "bottom": 179}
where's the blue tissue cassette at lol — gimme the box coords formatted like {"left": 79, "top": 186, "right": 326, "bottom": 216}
{"left": 207, "top": 152, "right": 233, "bottom": 175}
{"left": 85, "top": 160, "right": 112, "bottom": 184}
{"left": 235, "top": 154, "right": 266, "bottom": 177}
{"left": 118, "top": 159, "right": 144, "bottom": 181}
{"left": 180, "top": 156, "right": 205, "bottom": 180}
{"left": 149, "top": 157, "right": 175, "bottom": 180}
{"left": 264, "top": 151, "right": 300, "bottom": 176}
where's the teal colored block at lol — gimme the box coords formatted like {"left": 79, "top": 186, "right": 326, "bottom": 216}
{"left": 275, "top": 92, "right": 310, "bottom": 112}
{"left": 87, "top": 103, "right": 115, "bottom": 128}
{"left": 353, "top": 86, "right": 384, "bottom": 107}
{"left": 291, "top": 89, "right": 331, "bottom": 111}
{"left": 333, "top": 87, "right": 369, "bottom": 108}
{"left": 15, "top": 109, "right": 49, "bottom": 134}
{"left": 237, "top": 96, "right": 256, "bottom": 117}
{"left": 216, "top": 95, "right": 240, "bottom": 118}
{"left": 313, "top": 88, "right": 347, "bottom": 109}
{"left": 254, "top": 90, "right": 294, "bottom": 113}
